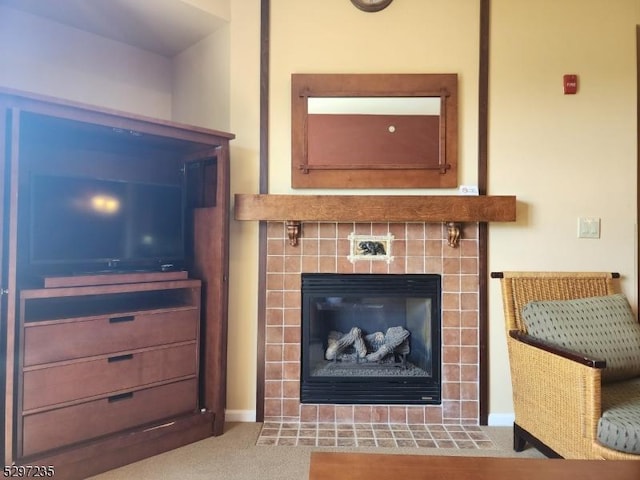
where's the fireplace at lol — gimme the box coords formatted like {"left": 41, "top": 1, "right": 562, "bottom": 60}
{"left": 262, "top": 221, "right": 480, "bottom": 425}
{"left": 301, "top": 273, "right": 441, "bottom": 405}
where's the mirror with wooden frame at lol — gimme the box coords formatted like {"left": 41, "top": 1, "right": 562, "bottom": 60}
{"left": 291, "top": 73, "right": 458, "bottom": 189}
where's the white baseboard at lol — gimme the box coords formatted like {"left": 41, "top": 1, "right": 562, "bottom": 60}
{"left": 487, "top": 413, "right": 515, "bottom": 427}
{"left": 225, "top": 409, "right": 257, "bottom": 422}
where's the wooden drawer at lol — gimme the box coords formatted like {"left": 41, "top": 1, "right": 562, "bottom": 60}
{"left": 22, "top": 378, "right": 198, "bottom": 457}
{"left": 23, "top": 343, "right": 197, "bottom": 411}
{"left": 24, "top": 308, "right": 198, "bottom": 366}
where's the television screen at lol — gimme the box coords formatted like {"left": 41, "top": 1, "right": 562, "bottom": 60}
{"left": 29, "top": 174, "right": 185, "bottom": 274}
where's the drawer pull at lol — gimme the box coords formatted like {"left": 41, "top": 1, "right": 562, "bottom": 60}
{"left": 109, "top": 315, "right": 134, "bottom": 323}
{"left": 108, "top": 392, "right": 134, "bottom": 403}
{"left": 108, "top": 353, "right": 133, "bottom": 363}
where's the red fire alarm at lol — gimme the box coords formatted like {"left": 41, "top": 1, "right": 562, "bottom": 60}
{"left": 563, "top": 74, "right": 578, "bottom": 94}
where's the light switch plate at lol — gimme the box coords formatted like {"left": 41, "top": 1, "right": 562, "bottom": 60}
{"left": 578, "top": 217, "right": 600, "bottom": 239}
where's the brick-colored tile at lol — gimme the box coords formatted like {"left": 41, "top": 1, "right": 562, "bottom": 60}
{"left": 267, "top": 238, "right": 285, "bottom": 255}
{"left": 266, "top": 273, "right": 284, "bottom": 290}
{"left": 443, "top": 364, "right": 461, "bottom": 382}
{"left": 318, "top": 405, "right": 336, "bottom": 422}
{"left": 407, "top": 407, "right": 425, "bottom": 424}
{"left": 283, "top": 326, "right": 300, "bottom": 343}
{"left": 460, "top": 346, "right": 478, "bottom": 364}
{"left": 460, "top": 328, "right": 477, "bottom": 346}
{"left": 461, "top": 401, "right": 479, "bottom": 420}
{"left": 265, "top": 344, "right": 283, "bottom": 362}
{"left": 283, "top": 344, "right": 300, "bottom": 362}
{"left": 283, "top": 399, "right": 300, "bottom": 417}
{"left": 300, "top": 405, "right": 318, "bottom": 422}
{"left": 282, "top": 362, "right": 300, "bottom": 380}
{"left": 284, "top": 291, "right": 300, "bottom": 308}
{"left": 264, "top": 381, "right": 282, "bottom": 398}
{"left": 283, "top": 380, "right": 299, "bottom": 399}
{"left": 267, "top": 222, "right": 285, "bottom": 238}
{"left": 318, "top": 256, "right": 337, "bottom": 272}
{"left": 266, "top": 308, "right": 284, "bottom": 326}
{"left": 265, "top": 326, "right": 283, "bottom": 343}
{"left": 354, "top": 406, "right": 372, "bottom": 423}
{"left": 336, "top": 406, "right": 354, "bottom": 423}
{"left": 372, "top": 406, "right": 389, "bottom": 423}
{"left": 301, "top": 255, "right": 318, "bottom": 272}
{"left": 425, "top": 406, "right": 443, "bottom": 424}
{"left": 283, "top": 308, "right": 301, "bottom": 326}
{"left": 265, "top": 362, "right": 283, "bottom": 381}
{"left": 406, "top": 223, "right": 425, "bottom": 240}
{"left": 461, "top": 382, "right": 478, "bottom": 400}
{"left": 303, "top": 222, "right": 319, "bottom": 238}
{"left": 461, "top": 364, "right": 478, "bottom": 382}
{"left": 443, "top": 382, "right": 461, "bottom": 400}
{"left": 319, "top": 222, "right": 337, "bottom": 238}
{"left": 267, "top": 255, "right": 284, "bottom": 273}
{"left": 284, "top": 273, "right": 301, "bottom": 290}
{"left": 264, "top": 399, "right": 282, "bottom": 418}
{"left": 284, "top": 256, "right": 302, "bottom": 273}
{"left": 389, "top": 406, "right": 407, "bottom": 423}
{"left": 266, "top": 290, "right": 284, "bottom": 308}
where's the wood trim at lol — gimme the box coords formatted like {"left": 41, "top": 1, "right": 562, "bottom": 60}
{"left": 255, "top": 0, "right": 270, "bottom": 422}
{"left": 0, "top": 102, "right": 7, "bottom": 460}
{"left": 637, "top": 25, "right": 640, "bottom": 308}
{"left": 235, "top": 194, "right": 516, "bottom": 223}
{"left": 4, "top": 108, "right": 21, "bottom": 463}
{"left": 0, "top": 87, "right": 235, "bottom": 142}
{"left": 478, "top": 0, "right": 490, "bottom": 426}
{"left": 509, "top": 331, "right": 606, "bottom": 368}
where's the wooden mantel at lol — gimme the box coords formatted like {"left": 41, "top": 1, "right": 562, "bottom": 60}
{"left": 234, "top": 194, "right": 516, "bottom": 222}
{"left": 234, "top": 194, "right": 516, "bottom": 247}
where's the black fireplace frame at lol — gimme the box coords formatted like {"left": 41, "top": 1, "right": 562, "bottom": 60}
{"left": 300, "top": 273, "right": 442, "bottom": 405}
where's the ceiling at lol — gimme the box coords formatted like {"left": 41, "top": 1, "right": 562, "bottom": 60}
{"left": 0, "top": 0, "right": 226, "bottom": 57}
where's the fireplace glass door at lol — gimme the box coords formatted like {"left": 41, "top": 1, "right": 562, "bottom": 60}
{"left": 301, "top": 273, "right": 441, "bottom": 404}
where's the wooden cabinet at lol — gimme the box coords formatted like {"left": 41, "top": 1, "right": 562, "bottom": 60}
{"left": 0, "top": 89, "right": 234, "bottom": 478}
{"left": 19, "top": 279, "right": 201, "bottom": 457}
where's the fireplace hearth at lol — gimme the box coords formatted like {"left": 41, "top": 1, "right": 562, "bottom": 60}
{"left": 301, "top": 273, "right": 441, "bottom": 405}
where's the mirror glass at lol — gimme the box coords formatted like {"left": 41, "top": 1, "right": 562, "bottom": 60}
{"left": 307, "top": 97, "right": 441, "bottom": 115}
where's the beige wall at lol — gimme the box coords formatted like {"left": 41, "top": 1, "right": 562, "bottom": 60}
{"left": 269, "top": 0, "right": 480, "bottom": 191}
{"left": 488, "top": 0, "right": 639, "bottom": 417}
{"left": 2, "top": 0, "right": 638, "bottom": 423}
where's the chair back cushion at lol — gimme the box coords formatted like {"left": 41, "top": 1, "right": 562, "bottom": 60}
{"left": 522, "top": 294, "right": 640, "bottom": 383}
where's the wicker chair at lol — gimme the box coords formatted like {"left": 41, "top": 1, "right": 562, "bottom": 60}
{"left": 493, "top": 271, "right": 640, "bottom": 460}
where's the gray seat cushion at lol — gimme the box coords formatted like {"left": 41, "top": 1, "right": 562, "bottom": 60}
{"left": 598, "top": 378, "right": 640, "bottom": 454}
{"left": 521, "top": 294, "right": 640, "bottom": 383}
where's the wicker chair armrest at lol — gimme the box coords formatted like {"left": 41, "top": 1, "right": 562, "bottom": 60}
{"left": 509, "top": 330, "right": 606, "bottom": 369}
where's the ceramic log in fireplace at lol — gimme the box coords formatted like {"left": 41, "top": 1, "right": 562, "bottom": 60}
{"left": 301, "top": 273, "right": 441, "bottom": 405}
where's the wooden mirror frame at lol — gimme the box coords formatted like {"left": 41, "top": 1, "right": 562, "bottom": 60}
{"left": 291, "top": 73, "right": 458, "bottom": 189}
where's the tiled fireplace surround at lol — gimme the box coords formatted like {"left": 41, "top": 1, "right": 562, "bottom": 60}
{"left": 263, "top": 220, "right": 480, "bottom": 425}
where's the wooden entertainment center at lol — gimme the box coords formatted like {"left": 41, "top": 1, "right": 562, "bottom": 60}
{"left": 0, "top": 89, "right": 235, "bottom": 478}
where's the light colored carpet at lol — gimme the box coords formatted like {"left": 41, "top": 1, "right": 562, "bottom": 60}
{"left": 87, "top": 422, "right": 546, "bottom": 480}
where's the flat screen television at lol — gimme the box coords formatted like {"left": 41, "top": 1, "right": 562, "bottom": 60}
{"left": 27, "top": 174, "right": 186, "bottom": 276}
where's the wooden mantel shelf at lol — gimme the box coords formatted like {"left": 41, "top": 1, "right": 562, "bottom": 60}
{"left": 234, "top": 194, "right": 516, "bottom": 223}
{"left": 234, "top": 194, "right": 516, "bottom": 247}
